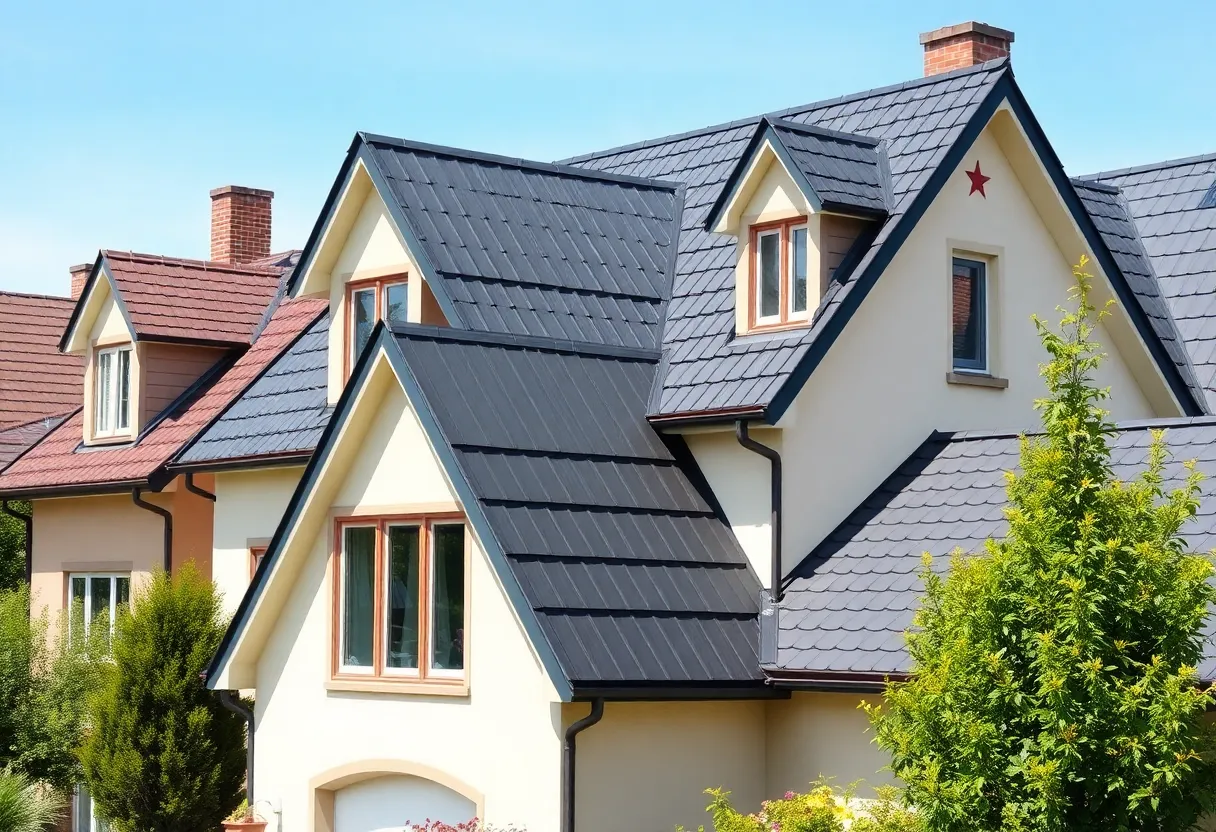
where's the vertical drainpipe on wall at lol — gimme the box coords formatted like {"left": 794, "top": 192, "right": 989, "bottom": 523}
{"left": 183, "top": 473, "right": 216, "bottom": 502}
{"left": 131, "top": 487, "right": 173, "bottom": 574}
{"left": 734, "top": 420, "right": 781, "bottom": 666}
{"left": 217, "top": 690, "right": 255, "bottom": 804}
{"left": 1, "top": 500, "right": 33, "bottom": 585}
{"left": 561, "top": 698, "right": 604, "bottom": 832}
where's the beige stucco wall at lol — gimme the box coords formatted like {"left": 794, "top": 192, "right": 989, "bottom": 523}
{"left": 766, "top": 692, "right": 893, "bottom": 798}
{"left": 246, "top": 361, "right": 563, "bottom": 831}
{"left": 212, "top": 466, "right": 303, "bottom": 617}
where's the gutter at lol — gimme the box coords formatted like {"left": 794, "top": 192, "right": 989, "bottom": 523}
{"left": 132, "top": 488, "right": 172, "bottom": 573}
{"left": 764, "top": 669, "right": 906, "bottom": 693}
{"left": 561, "top": 698, "right": 604, "bottom": 832}
{"left": 167, "top": 450, "right": 313, "bottom": 477}
{"left": 734, "top": 420, "right": 782, "bottom": 602}
{"left": 183, "top": 473, "right": 216, "bottom": 502}
{"left": 1, "top": 500, "right": 32, "bottom": 584}
{"left": 217, "top": 691, "right": 255, "bottom": 803}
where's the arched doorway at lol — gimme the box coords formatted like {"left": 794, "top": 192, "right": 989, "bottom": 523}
{"left": 311, "top": 760, "right": 483, "bottom": 832}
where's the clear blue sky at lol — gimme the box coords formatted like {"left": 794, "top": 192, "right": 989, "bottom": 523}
{"left": 1, "top": 0, "right": 1212, "bottom": 295}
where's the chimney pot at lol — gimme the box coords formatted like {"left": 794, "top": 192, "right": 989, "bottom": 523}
{"left": 69, "top": 263, "right": 92, "bottom": 300}
{"left": 210, "top": 185, "right": 273, "bottom": 264}
{"left": 920, "top": 21, "right": 1014, "bottom": 76}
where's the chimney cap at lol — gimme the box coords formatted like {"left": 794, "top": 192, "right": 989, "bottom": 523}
{"left": 68, "top": 262, "right": 93, "bottom": 274}
{"left": 210, "top": 185, "right": 274, "bottom": 200}
{"left": 920, "top": 21, "right": 1015, "bottom": 45}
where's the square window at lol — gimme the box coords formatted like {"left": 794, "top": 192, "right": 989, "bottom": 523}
{"left": 952, "top": 257, "right": 987, "bottom": 372}
{"left": 68, "top": 572, "right": 130, "bottom": 652}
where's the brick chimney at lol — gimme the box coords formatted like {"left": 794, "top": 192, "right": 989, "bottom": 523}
{"left": 920, "top": 22, "right": 1014, "bottom": 76}
{"left": 210, "top": 185, "right": 273, "bottom": 264}
{"left": 69, "top": 263, "right": 92, "bottom": 300}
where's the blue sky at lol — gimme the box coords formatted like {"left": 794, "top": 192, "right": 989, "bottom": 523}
{"left": 1, "top": 0, "right": 1212, "bottom": 295}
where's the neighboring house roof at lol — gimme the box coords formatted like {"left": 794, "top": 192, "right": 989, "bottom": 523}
{"left": 0, "top": 297, "right": 327, "bottom": 497}
{"left": 566, "top": 60, "right": 1206, "bottom": 421}
{"left": 0, "top": 292, "right": 83, "bottom": 429}
{"left": 0, "top": 414, "right": 71, "bottom": 470}
{"left": 775, "top": 419, "right": 1216, "bottom": 683}
{"left": 172, "top": 311, "right": 331, "bottom": 470}
{"left": 1081, "top": 155, "right": 1216, "bottom": 408}
{"left": 63, "top": 251, "right": 284, "bottom": 350}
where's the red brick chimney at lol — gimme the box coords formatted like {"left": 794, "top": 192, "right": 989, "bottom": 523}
{"left": 69, "top": 262, "right": 92, "bottom": 300}
{"left": 210, "top": 185, "right": 273, "bottom": 264}
{"left": 920, "top": 22, "right": 1014, "bottom": 76}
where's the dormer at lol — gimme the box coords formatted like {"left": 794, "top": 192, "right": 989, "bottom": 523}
{"left": 704, "top": 118, "right": 889, "bottom": 335}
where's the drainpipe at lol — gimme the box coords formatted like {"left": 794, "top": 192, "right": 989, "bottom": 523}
{"left": 561, "top": 698, "right": 604, "bottom": 832}
{"left": 1, "top": 500, "right": 32, "bottom": 585}
{"left": 735, "top": 421, "right": 782, "bottom": 603}
{"left": 218, "top": 690, "right": 255, "bottom": 804}
{"left": 132, "top": 488, "right": 173, "bottom": 574}
{"left": 183, "top": 473, "right": 216, "bottom": 502}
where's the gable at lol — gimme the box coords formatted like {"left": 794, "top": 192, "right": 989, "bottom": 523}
{"left": 62, "top": 265, "right": 134, "bottom": 354}
{"left": 88, "top": 285, "right": 133, "bottom": 346}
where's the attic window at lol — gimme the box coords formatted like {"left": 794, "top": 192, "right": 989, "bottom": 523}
{"left": 94, "top": 346, "right": 132, "bottom": 437}
{"left": 347, "top": 276, "right": 408, "bottom": 374}
{"left": 751, "top": 219, "right": 810, "bottom": 328}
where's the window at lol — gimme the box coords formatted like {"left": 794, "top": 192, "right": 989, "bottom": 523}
{"left": 347, "top": 276, "right": 409, "bottom": 374}
{"left": 750, "top": 219, "right": 809, "bottom": 328}
{"left": 93, "top": 346, "right": 132, "bottom": 437}
{"left": 69, "top": 573, "right": 130, "bottom": 649}
{"left": 951, "top": 257, "right": 987, "bottom": 372}
{"left": 74, "top": 784, "right": 110, "bottom": 832}
{"left": 250, "top": 546, "right": 268, "bottom": 579}
{"left": 334, "top": 516, "right": 466, "bottom": 684}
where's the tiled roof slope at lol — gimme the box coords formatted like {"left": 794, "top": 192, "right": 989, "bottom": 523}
{"left": 360, "top": 135, "right": 683, "bottom": 351}
{"left": 100, "top": 251, "right": 284, "bottom": 347}
{"left": 768, "top": 119, "right": 890, "bottom": 216}
{"left": 778, "top": 419, "right": 1216, "bottom": 681}
{"left": 0, "top": 298, "right": 326, "bottom": 495}
{"left": 0, "top": 292, "right": 83, "bottom": 428}
{"left": 0, "top": 414, "right": 70, "bottom": 469}
{"left": 174, "top": 309, "right": 330, "bottom": 467}
{"left": 1081, "top": 155, "right": 1216, "bottom": 408}
{"left": 393, "top": 326, "right": 763, "bottom": 688}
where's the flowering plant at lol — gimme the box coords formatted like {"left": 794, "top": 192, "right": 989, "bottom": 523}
{"left": 405, "top": 818, "right": 525, "bottom": 832}
{"left": 678, "top": 783, "right": 920, "bottom": 832}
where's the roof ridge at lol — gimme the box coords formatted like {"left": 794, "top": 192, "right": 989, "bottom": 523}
{"left": 0, "top": 411, "right": 74, "bottom": 432}
{"left": 0, "top": 290, "right": 74, "bottom": 304}
{"left": 935, "top": 414, "right": 1216, "bottom": 444}
{"left": 1070, "top": 176, "right": 1120, "bottom": 195}
{"left": 558, "top": 58, "right": 1009, "bottom": 165}
{"left": 358, "top": 132, "right": 685, "bottom": 193}
{"left": 389, "top": 323, "right": 662, "bottom": 362}
{"left": 102, "top": 250, "right": 282, "bottom": 275}
{"left": 766, "top": 116, "right": 882, "bottom": 147}
{"left": 1080, "top": 150, "right": 1216, "bottom": 182}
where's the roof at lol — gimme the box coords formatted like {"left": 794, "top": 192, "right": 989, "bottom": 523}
{"left": 173, "top": 309, "right": 330, "bottom": 469}
{"left": 0, "top": 292, "right": 83, "bottom": 429}
{"left": 777, "top": 419, "right": 1216, "bottom": 682}
{"left": 0, "top": 297, "right": 327, "bottom": 496}
{"left": 0, "top": 414, "right": 70, "bottom": 470}
{"left": 1081, "top": 155, "right": 1216, "bottom": 409}
{"left": 566, "top": 61, "right": 1206, "bottom": 421}
{"left": 390, "top": 327, "right": 763, "bottom": 691}
{"left": 65, "top": 251, "right": 285, "bottom": 350}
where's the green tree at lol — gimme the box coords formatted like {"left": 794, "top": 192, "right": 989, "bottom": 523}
{"left": 0, "top": 500, "right": 28, "bottom": 592}
{"left": 865, "top": 257, "right": 1216, "bottom": 832}
{"left": 79, "top": 565, "right": 246, "bottom": 832}
{"left": 0, "top": 766, "right": 65, "bottom": 832}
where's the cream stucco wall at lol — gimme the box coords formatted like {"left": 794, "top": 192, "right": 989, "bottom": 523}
{"left": 765, "top": 692, "right": 893, "bottom": 798}
{"left": 212, "top": 467, "right": 304, "bottom": 617}
{"left": 244, "top": 358, "right": 563, "bottom": 831}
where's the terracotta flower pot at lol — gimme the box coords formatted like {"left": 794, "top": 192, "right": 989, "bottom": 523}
{"left": 222, "top": 821, "right": 267, "bottom": 832}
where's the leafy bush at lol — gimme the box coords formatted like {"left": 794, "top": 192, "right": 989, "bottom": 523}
{"left": 79, "top": 565, "right": 246, "bottom": 832}
{"left": 865, "top": 259, "right": 1216, "bottom": 832}
{"left": 0, "top": 766, "right": 65, "bottom": 832}
{"left": 0, "top": 500, "right": 27, "bottom": 592}
{"left": 680, "top": 783, "right": 921, "bottom": 832}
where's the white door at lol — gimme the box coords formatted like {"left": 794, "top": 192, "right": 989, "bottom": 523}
{"left": 334, "top": 775, "right": 477, "bottom": 832}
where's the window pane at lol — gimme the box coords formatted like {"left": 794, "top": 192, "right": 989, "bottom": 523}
{"left": 385, "top": 526, "right": 420, "bottom": 670}
{"left": 70, "top": 577, "right": 86, "bottom": 643}
{"left": 116, "top": 576, "right": 130, "bottom": 608}
{"left": 341, "top": 527, "right": 376, "bottom": 668}
{"left": 758, "top": 232, "right": 781, "bottom": 319}
{"left": 91, "top": 576, "right": 112, "bottom": 645}
{"left": 74, "top": 785, "right": 91, "bottom": 832}
{"left": 350, "top": 287, "right": 377, "bottom": 366}
{"left": 383, "top": 282, "right": 408, "bottom": 326}
{"left": 430, "top": 525, "right": 465, "bottom": 672}
{"left": 115, "top": 350, "right": 131, "bottom": 430}
{"left": 952, "top": 259, "right": 986, "bottom": 370}
{"left": 791, "top": 227, "right": 808, "bottom": 314}
{"left": 95, "top": 352, "right": 112, "bottom": 433}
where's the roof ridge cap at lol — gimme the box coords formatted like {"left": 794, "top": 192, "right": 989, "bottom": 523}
{"left": 765, "top": 117, "right": 882, "bottom": 147}
{"left": 937, "top": 415, "right": 1216, "bottom": 445}
{"left": 0, "top": 289, "right": 74, "bottom": 303}
{"left": 389, "top": 323, "right": 662, "bottom": 362}
{"left": 102, "top": 250, "right": 282, "bottom": 275}
{"left": 1079, "top": 150, "right": 1216, "bottom": 182}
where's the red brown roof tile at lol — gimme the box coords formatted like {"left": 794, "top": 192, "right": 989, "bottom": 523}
{"left": 0, "top": 414, "right": 72, "bottom": 469}
{"left": 0, "top": 292, "right": 84, "bottom": 429}
{"left": 0, "top": 297, "right": 328, "bottom": 495}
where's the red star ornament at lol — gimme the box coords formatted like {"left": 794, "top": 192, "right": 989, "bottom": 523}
{"left": 966, "top": 161, "right": 990, "bottom": 197}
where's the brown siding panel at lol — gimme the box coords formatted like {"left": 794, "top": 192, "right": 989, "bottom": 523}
{"left": 820, "top": 214, "right": 870, "bottom": 293}
{"left": 140, "top": 343, "right": 229, "bottom": 427}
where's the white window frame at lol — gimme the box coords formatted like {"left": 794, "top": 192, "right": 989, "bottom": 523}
{"left": 74, "top": 784, "right": 110, "bottom": 832}
{"left": 93, "top": 346, "right": 132, "bottom": 438}
{"left": 787, "top": 223, "right": 810, "bottom": 320}
{"left": 754, "top": 228, "right": 784, "bottom": 325}
{"left": 69, "top": 572, "right": 130, "bottom": 643}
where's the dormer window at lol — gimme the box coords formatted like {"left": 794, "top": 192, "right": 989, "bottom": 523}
{"left": 347, "top": 276, "right": 408, "bottom": 373}
{"left": 752, "top": 219, "right": 810, "bottom": 327}
{"left": 94, "top": 346, "right": 132, "bottom": 438}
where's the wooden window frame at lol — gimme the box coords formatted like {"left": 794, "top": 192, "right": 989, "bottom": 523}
{"left": 748, "top": 217, "right": 810, "bottom": 331}
{"left": 344, "top": 274, "right": 408, "bottom": 380}
{"left": 330, "top": 513, "right": 467, "bottom": 689}
{"left": 93, "top": 345, "right": 133, "bottom": 438}
{"left": 249, "top": 546, "right": 268, "bottom": 580}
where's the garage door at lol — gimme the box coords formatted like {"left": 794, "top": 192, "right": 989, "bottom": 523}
{"left": 333, "top": 774, "right": 477, "bottom": 832}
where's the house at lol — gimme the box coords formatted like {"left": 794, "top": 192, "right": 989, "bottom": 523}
{"left": 179, "top": 20, "right": 1216, "bottom": 832}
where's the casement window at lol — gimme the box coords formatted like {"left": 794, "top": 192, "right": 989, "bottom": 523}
{"left": 334, "top": 516, "right": 466, "bottom": 684}
{"left": 69, "top": 572, "right": 130, "bottom": 647}
{"left": 347, "top": 276, "right": 408, "bottom": 373}
{"left": 93, "top": 346, "right": 132, "bottom": 437}
{"left": 250, "top": 546, "right": 268, "bottom": 579}
{"left": 750, "top": 218, "right": 810, "bottom": 328}
{"left": 73, "top": 784, "right": 110, "bottom": 832}
{"left": 951, "top": 257, "right": 988, "bottom": 372}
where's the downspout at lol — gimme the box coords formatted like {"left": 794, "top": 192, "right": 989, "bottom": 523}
{"left": 1, "top": 500, "right": 32, "bottom": 585}
{"left": 561, "top": 698, "right": 604, "bottom": 832}
{"left": 734, "top": 420, "right": 782, "bottom": 603}
{"left": 132, "top": 488, "right": 172, "bottom": 573}
{"left": 183, "top": 473, "right": 216, "bottom": 502}
{"left": 218, "top": 690, "right": 255, "bottom": 804}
